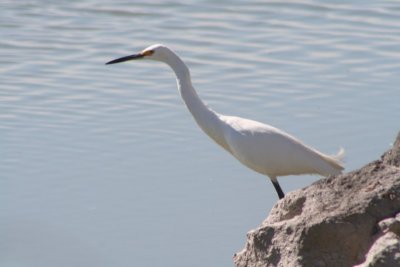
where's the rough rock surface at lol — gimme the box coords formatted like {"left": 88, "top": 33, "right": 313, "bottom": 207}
{"left": 234, "top": 132, "right": 400, "bottom": 267}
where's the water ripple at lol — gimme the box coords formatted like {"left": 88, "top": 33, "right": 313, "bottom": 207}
{"left": 2, "top": 1, "right": 400, "bottom": 266}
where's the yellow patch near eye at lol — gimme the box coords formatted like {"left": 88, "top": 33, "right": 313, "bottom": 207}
{"left": 142, "top": 50, "right": 154, "bottom": 56}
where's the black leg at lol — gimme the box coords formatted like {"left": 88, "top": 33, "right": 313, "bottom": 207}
{"left": 271, "top": 179, "right": 285, "bottom": 199}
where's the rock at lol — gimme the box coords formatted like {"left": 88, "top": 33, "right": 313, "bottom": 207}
{"left": 378, "top": 217, "right": 400, "bottom": 236}
{"left": 234, "top": 132, "right": 400, "bottom": 267}
{"left": 354, "top": 232, "right": 400, "bottom": 267}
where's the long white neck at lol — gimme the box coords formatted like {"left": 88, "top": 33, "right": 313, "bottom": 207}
{"left": 163, "top": 52, "right": 230, "bottom": 152}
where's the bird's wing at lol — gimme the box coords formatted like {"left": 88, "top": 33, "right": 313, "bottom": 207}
{"left": 219, "top": 115, "right": 343, "bottom": 177}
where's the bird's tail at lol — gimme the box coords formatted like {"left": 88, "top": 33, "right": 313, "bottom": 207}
{"left": 317, "top": 148, "right": 345, "bottom": 176}
{"left": 333, "top": 147, "right": 345, "bottom": 164}
{"left": 320, "top": 147, "right": 345, "bottom": 175}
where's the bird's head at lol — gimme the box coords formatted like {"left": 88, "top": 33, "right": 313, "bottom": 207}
{"left": 106, "top": 44, "right": 172, "bottom": 65}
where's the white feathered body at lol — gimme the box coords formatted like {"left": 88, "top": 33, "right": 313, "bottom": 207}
{"left": 159, "top": 44, "right": 345, "bottom": 180}
{"left": 218, "top": 115, "right": 344, "bottom": 178}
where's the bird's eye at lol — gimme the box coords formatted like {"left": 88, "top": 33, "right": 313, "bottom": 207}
{"left": 142, "top": 50, "right": 154, "bottom": 57}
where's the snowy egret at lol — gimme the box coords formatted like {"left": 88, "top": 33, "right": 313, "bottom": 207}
{"left": 106, "top": 44, "right": 344, "bottom": 199}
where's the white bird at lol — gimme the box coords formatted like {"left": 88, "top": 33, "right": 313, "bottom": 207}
{"left": 106, "top": 44, "right": 344, "bottom": 199}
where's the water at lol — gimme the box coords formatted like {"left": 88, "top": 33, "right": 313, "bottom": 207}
{"left": 1, "top": 1, "right": 399, "bottom": 266}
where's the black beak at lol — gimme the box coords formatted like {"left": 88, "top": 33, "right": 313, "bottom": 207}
{"left": 106, "top": 53, "right": 144, "bottom": 65}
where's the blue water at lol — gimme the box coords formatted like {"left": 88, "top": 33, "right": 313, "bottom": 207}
{"left": 1, "top": 1, "right": 399, "bottom": 266}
